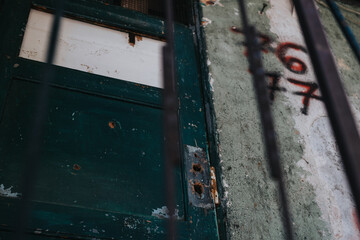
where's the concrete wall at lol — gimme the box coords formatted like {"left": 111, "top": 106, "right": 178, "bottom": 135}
{"left": 201, "top": 0, "right": 360, "bottom": 239}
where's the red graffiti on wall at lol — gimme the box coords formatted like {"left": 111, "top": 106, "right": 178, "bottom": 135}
{"left": 230, "top": 26, "right": 322, "bottom": 115}
{"left": 276, "top": 43, "right": 308, "bottom": 74}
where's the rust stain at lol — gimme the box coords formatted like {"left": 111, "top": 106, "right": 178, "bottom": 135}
{"left": 136, "top": 36, "right": 143, "bottom": 42}
{"left": 80, "top": 64, "right": 93, "bottom": 73}
{"left": 108, "top": 121, "right": 116, "bottom": 129}
{"left": 210, "top": 167, "right": 220, "bottom": 205}
{"left": 134, "top": 83, "right": 147, "bottom": 89}
{"left": 200, "top": 0, "right": 215, "bottom": 5}
{"left": 73, "top": 164, "right": 81, "bottom": 171}
{"left": 33, "top": 5, "right": 49, "bottom": 11}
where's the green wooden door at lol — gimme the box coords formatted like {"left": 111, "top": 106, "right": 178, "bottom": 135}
{"left": 0, "top": 0, "right": 219, "bottom": 239}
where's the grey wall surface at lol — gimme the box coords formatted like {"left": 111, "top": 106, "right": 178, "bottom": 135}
{"left": 201, "top": 0, "right": 360, "bottom": 239}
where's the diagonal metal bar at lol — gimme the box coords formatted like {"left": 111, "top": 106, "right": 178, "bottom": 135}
{"left": 163, "top": 0, "right": 179, "bottom": 239}
{"left": 237, "top": 0, "right": 294, "bottom": 239}
{"left": 15, "top": 1, "right": 65, "bottom": 239}
{"left": 292, "top": 0, "right": 360, "bottom": 219}
{"left": 324, "top": 0, "right": 360, "bottom": 63}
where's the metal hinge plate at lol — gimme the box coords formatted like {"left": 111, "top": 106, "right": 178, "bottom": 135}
{"left": 184, "top": 145, "right": 215, "bottom": 209}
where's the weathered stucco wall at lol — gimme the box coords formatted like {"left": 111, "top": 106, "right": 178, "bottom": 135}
{"left": 201, "top": 0, "right": 360, "bottom": 239}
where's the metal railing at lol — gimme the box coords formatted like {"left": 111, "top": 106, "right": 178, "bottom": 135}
{"left": 162, "top": 0, "right": 179, "bottom": 239}
{"left": 16, "top": 1, "right": 66, "bottom": 239}
{"left": 237, "top": 0, "right": 294, "bottom": 238}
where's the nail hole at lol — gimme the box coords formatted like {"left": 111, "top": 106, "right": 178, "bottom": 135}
{"left": 73, "top": 164, "right": 81, "bottom": 170}
{"left": 192, "top": 163, "right": 202, "bottom": 172}
{"left": 193, "top": 182, "right": 204, "bottom": 197}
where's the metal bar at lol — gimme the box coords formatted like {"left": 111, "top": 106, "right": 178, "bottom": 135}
{"left": 293, "top": 0, "right": 360, "bottom": 219}
{"left": 238, "top": 0, "right": 281, "bottom": 180}
{"left": 237, "top": 0, "right": 294, "bottom": 239}
{"left": 324, "top": 0, "right": 360, "bottom": 63}
{"left": 163, "top": 0, "right": 179, "bottom": 239}
{"left": 15, "top": 1, "right": 65, "bottom": 239}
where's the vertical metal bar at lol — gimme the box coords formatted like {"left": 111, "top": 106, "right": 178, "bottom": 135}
{"left": 163, "top": 0, "right": 178, "bottom": 239}
{"left": 293, "top": 0, "right": 360, "bottom": 219}
{"left": 15, "top": 1, "right": 65, "bottom": 239}
{"left": 237, "top": 0, "right": 294, "bottom": 239}
{"left": 324, "top": 0, "right": 360, "bottom": 63}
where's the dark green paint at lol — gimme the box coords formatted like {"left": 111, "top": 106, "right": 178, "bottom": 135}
{"left": 14, "top": 59, "right": 163, "bottom": 108}
{"left": 1, "top": 79, "right": 183, "bottom": 216}
{"left": 35, "top": 0, "right": 166, "bottom": 39}
{"left": 0, "top": 0, "right": 220, "bottom": 239}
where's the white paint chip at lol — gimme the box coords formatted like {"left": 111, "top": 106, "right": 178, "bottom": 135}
{"left": 201, "top": 17, "right": 212, "bottom": 27}
{"left": 151, "top": 206, "right": 181, "bottom": 220}
{"left": 0, "top": 184, "right": 21, "bottom": 198}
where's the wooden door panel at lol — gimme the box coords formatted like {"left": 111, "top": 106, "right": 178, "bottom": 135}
{"left": 0, "top": 79, "right": 184, "bottom": 218}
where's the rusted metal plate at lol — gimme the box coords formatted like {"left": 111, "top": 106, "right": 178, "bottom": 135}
{"left": 184, "top": 145, "right": 214, "bottom": 209}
